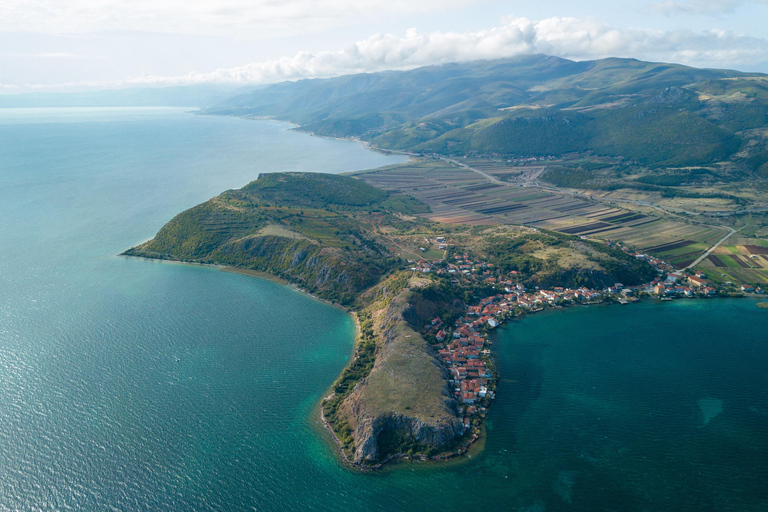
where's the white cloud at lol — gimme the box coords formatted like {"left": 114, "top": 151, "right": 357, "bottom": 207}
{"left": 120, "top": 16, "right": 768, "bottom": 86}
{"left": 4, "top": 14, "right": 767, "bottom": 92}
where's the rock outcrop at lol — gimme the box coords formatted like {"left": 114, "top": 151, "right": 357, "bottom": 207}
{"left": 338, "top": 280, "right": 463, "bottom": 464}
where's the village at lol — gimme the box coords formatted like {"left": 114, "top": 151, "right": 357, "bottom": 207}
{"left": 411, "top": 236, "right": 764, "bottom": 436}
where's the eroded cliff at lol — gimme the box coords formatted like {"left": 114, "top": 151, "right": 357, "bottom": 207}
{"left": 336, "top": 277, "right": 463, "bottom": 464}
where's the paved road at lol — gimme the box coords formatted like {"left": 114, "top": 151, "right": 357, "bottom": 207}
{"left": 685, "top": 226, "right": 744, "bottom": 270}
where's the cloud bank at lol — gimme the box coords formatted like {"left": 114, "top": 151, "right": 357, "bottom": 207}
{"left": 3, "top": 15, "right": 766, "bottom": 91}
{"left": 123, "top": 16, "right": 767, "bottom": 86}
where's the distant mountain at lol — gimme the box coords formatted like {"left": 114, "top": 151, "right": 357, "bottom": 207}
{"left": 207, "top": 55, "right": 768, "bottom": 168}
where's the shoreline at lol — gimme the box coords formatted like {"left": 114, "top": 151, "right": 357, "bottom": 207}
{"left": 318, "top": 390, "right": 486, "bottom": 471}
{"left": 124, "top": 252, "right": 759, "bottom": 471}
{"left": 211, "top": 111, "right": 413, "bottom": 162}
{"left": 219, "top": 266, "right": 354, "bottom": 314}
{"left": 121, "top": 253, "right": 353, "bottom": 313}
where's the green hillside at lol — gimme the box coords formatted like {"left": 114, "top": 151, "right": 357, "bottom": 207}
{"left": 124, "top": 172, "right": 426, "bottom": 305}
{"left": 207, "top": 55, "right": 768, "bottom": 169}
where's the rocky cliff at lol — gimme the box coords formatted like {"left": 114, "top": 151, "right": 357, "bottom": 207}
{"left": 337, "top": 278, "right": 464, "bottom": 464}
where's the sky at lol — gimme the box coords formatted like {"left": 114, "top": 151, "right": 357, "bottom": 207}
{"left": 1, "top": 0, "right": 767, "bottom": 92}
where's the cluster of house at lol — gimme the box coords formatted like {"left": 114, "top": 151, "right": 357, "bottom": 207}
{"left": 413, "top": 237, "right": 764, "bottom": 435}
{"left": 647, "top": 271, "right": 719, "bottom": 297}
{"left": 416, "top": 240, "right": 768, "bottom": 434}
{"left": 422, "top": 317, "right": 494, "bottom": 430}
{"left": 638, "top": 260, "right": 763, "bottom": 297}
{"left": 414, "top": 237, "right": 764, "bottom": 302}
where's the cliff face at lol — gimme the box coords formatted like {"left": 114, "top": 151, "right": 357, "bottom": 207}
{"left": 343, "top": 406, "right": 463, "bottom": 463}
{"left": 214, "top": 235, "right": 377, "bottom": 300}
{"left": 125, "top": 229, "right": 377, "bottom": 304}
{"left": 338, "top": 279, "right": 463, "bottom": 464}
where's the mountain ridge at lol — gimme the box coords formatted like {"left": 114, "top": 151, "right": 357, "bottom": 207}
{"left": 205, "top": 54, "right": 767, "bottom": 168}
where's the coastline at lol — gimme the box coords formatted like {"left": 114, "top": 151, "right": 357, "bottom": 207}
{"left": 221, "top": 266, "right": 356, "bottom": 313}
{"left": 123, "top": 249, "right": 757, "bottom": 471}
{"left": 118, "top": 121, "right": 762, "bottom": 469}
{"left": 201, "top": 112, "right": 409, "bottom": 161}
{"left": 125, "top": 256, "right": 383, "bottom": 466}
{"left": 220, "top": 266, "right": 291, "bottom": 286}
{"left": 319, "top": 393, "right": 485, "bottom": 471}
{"left": 123, "top": 257, "right": 354, "bottom": 314}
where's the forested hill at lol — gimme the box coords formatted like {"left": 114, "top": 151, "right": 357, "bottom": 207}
{"left": 205, "top": 54, "right": 768, "bottom": 168}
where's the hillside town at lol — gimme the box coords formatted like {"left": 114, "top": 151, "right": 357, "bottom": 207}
{"left": 411, "top": 237, "right": 764, "bottom": 434}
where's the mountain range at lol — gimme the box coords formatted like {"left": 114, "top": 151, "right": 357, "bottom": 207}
{"left": 207, "top": 54, "right": 768, "bottom": 169}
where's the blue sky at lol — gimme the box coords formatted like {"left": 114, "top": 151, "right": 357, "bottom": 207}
{"left": 1, "top": 0, "right": 767, "bottom": 91}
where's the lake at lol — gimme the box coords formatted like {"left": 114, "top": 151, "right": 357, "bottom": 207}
{"left": 0, "top": 107, "right": 766, "bottom": 511}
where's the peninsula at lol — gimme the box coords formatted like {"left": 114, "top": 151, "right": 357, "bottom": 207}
{"left": 124, "top": 171, "right": 662, "bottom": 466}
{"left": 126, "top": 55, "right": 768, "bottom": 466}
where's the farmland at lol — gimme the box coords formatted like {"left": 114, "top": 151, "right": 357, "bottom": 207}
{"left": 698, "top": 238, "right": 768, "bottom": 284}
{"left": 352, "top": 158, "right": 768, "bottom": 284}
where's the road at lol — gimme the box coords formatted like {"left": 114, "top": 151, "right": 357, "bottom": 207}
{"left": 440, "top": 157, "right": 506, "bottom": 185}
{"left": 685, "top": 226, "right": 744, "bottom": 270}
{"left": 438, "top": 156, "right": 754, "bottom": 270}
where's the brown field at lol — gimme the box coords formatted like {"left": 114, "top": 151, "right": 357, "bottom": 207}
{"left": 353, "top": 158, "right": 763, "bottom": 279}
{"left": 708, "top": 255, "right": 726, "bottom": 267}
{"left": 744, "top": 245, "right": 768, "bottom": 255}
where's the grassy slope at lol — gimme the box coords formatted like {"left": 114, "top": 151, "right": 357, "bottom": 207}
{"left": 482, "top": 230, "right": 658, "bottom": 289}
{"left": 124, "top": 172, "right": 427, "bottom": 305}
{"left": 353, "top": 277, "right": 458, "bottom": 422}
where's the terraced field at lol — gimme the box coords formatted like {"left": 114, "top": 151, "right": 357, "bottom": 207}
{"left": 354, "top": 159, "right": 732, "bottom": 270}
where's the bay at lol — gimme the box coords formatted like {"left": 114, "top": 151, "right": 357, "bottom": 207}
{"left": 1, "top": 107, "right": 767, "bottom": 511}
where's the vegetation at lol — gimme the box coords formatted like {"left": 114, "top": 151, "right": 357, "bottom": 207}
{"left": 483, "top": 230, "right": 658, "bottom": 289}
{"left": 124, "top": 172, "right": 427, "bottom": 305}
{"left": 207, "top": 55, "right": 767, "bottom": 172}
{"left": 322, "top": 308, "right": 378, "bottom": 455}
{"left": 124, "top": 172, "right": 691, "bottom": 465}
{"left": 539, "top": 165, "right": 747, "bottom": 204}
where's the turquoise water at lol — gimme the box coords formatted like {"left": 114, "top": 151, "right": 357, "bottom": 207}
{"left": 1, "top": 108, "right": 767, "bottom": 511}
{"left": 488, "top": 300, "right": 768, "bottom": 511}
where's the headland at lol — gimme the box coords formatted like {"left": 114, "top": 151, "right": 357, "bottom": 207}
{"left": 122, "top": 170, "right": 746, "bottom": 468}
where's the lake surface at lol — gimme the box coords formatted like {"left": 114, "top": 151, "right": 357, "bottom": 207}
{"left": 1, "top": 108, "right": 767, "bottom": 511}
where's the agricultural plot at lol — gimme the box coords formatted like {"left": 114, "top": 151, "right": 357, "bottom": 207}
{"left": 709, "top": 244, "right": 768, "bottom": 270}
{"left": 353, "top": 159, "right": 740, "bottom": 269}
{"left": 703, "top": 266, "right": 768, "bottom": 285}
{"left": 697, "top": 238, "right": 768, "bottom": 284}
